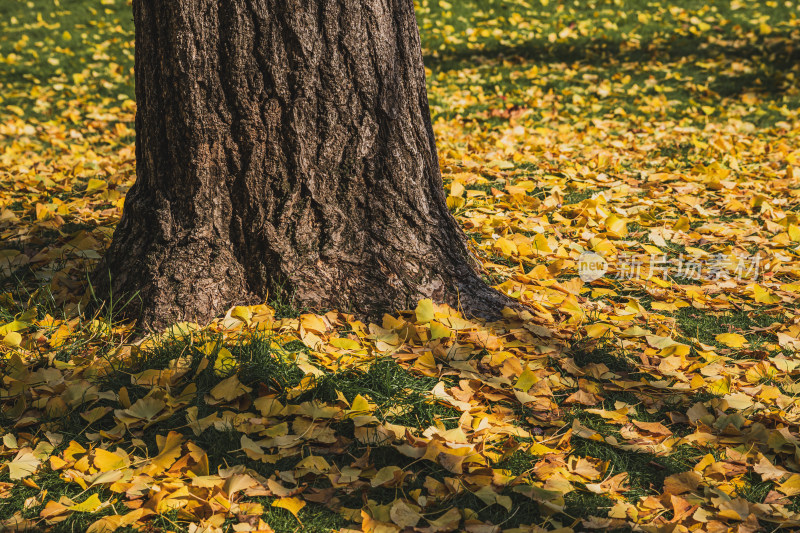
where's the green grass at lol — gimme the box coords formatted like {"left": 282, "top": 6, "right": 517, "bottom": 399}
{"left": 0, "top": 468, "right": 119, "bottom": 532}
{"left": 674, "top": 307, "right": 785, "bottom": 349}
{"left": 306, "top": 358, "right": 461, "bottom": 430}
{"left": 570, "top": 438, "right": 701, "bottom": 499}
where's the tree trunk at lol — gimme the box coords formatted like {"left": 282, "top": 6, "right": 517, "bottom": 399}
{"left": 95, "top": 0, "right": 514, "bottom": 329}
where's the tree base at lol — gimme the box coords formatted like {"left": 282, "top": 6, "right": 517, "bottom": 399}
{"left": 95, "top": 0, "right": 517, "bottom": 329}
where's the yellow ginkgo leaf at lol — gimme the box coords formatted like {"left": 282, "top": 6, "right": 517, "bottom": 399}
{"left": 148, "top": 431, "right": 184, "bottom": 474}
{"left": 209, "top": 374, "right": 251, "bottom": 402}
{"left": 230, "top": 306, "right": 253, "bottom": 324}
{"left": 707, "top": 376, "right": 731, "bottom": 396}
{"left": 5, "top": 105, "right": 25, "bottom": 117}
{"left": 789, "top": 224, "right": 800, "bottom": 242}
{"left": 330, "top": 337, "right": 360, "bottom": 350}
{"left": 753, "top": 285, "right": 781, "bottom": 304}
{"left": 93, "top": 449, "right": 126, "bottom": 472}
{"left": 116, "top": 396, "right": 165, "bottom": 424}
{"left": 778, "top": 474, "right": 800, "bottom": 497}
{"left": 429, "top": 320, "right": 450, "bottom": 340}
{"left": 294, "top": 455, "right": 331, "bottom": 476}
{"left": 85, "top": 178, "right": 107, "bottom": 194}
{"left": 673, "top": 216, "right": 691, "bottom": 231}
{"left": 68, "top": 493, "right": 104, "bottom": 513}
{"left": 390, "top": 499, "right": 422, "bottom": 528}
{"left": 0, "top": 320, "right": 28, "bottom": 337}
{"left": 2, "top": 331, "right": 22, "bottom": 347}
{"left": 604, "top": 214, "right": 628, "bottom": 238}
{"left": 531, "top": 233, "right": 553, "bottom": 254}
{"left": 8, "top": 449, "right": 40, "bottom": 480}
{"left": 446, "top": 195, "right": 465, "bottom": 210}
{"left": 347, "top": 394, "right": 372, "bottom": 417}
{"left": 415, "top": 298, "right": 434, "bottom": 323}
{"left": 585, "top": 323, "right": 615, "bottom": 338}
{"left": 87, "top": 509, "right": 150, "bottom": 533}
{"left": 494, "top": 237, "right": 517, "bottom": 256}
{"left": 715, "top": 332, "right": 747, "bottom": 349}
{"left": 514, "top": 369, "right": 537, "bottom": 392}
{"left": 272, "top": 497, "right": 305, "bottom": 521}
{"left": 213, "top": 347, "right": 236, "bottom": 377}
{"left": 371, "top": 465, "right": 402, "bottom": 487}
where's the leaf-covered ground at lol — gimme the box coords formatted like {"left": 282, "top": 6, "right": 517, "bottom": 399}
{"left": 1, "top": 0, "right": 800, "bottom": 531}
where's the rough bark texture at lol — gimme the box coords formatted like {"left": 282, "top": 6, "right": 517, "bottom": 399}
{"left": 96, "top": 0, "right": 515, "bottom": 329}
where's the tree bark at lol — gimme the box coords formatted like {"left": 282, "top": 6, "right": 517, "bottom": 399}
{"left": 95, "top": 0, "right": 515, "bottom": 329}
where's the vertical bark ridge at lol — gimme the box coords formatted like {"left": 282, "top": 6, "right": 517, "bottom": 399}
{"left": 96, "top": 0, "right": 517, "bottom": 328}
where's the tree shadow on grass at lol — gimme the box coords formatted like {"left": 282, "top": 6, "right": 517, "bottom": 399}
{"left": 427, "top": 31, "right": 799, "bottom": 99}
